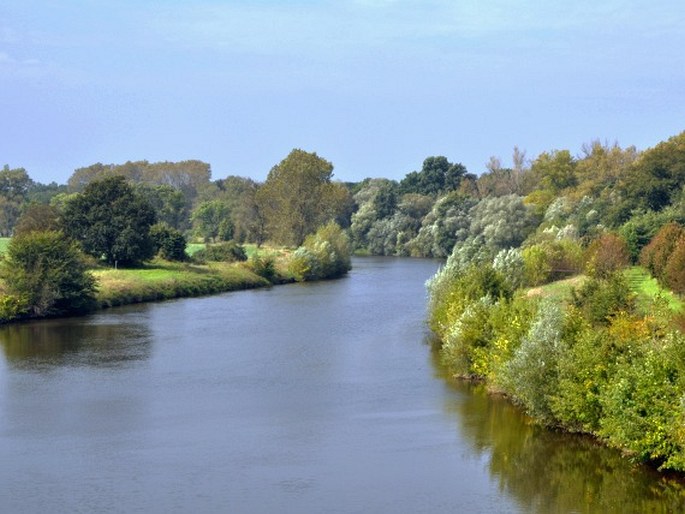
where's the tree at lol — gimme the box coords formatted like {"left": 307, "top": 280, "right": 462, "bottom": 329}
{"left": 0, "top": 165, "right": 33, "bottom": 236}
{"left": 150, "top": 223, "right": 188, "bottom": 261}
{"left": 62, "top": 175, "right": 157, "bottom": 266}
{"left": 256, "top": 149, "right": 348, "bottom": 246}
{"left": 0, "top": 231, "right": 96, "bottom": 318}
{"left": 624, "top": 131, "right": 685, "bottom": 211}
{"left": 14, "top": 204, "right": 61, "bottom": 237}
{"left": 191, "top": 200, "right": 232, "bottom": 242}
{"left": 529, "top": 150, "right": 577, "bottom": 194}
{"left": 399, "top": 156, "right": 467, "bottom": 196}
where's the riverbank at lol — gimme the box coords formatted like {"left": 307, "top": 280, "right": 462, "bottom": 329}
{"left": 93, "top": 260, "right": 277, "bottom": 308}
{"left": 428, "top": 263, "right": 685, "bottom": 472}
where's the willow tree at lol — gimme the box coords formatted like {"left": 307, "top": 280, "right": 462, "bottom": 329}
{"left": 256, "top": 149, "right": 351, "bottom": 246}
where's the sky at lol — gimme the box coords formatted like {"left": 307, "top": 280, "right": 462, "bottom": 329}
{"left": 1, "top": 0, "right": 684, "bottom": 185}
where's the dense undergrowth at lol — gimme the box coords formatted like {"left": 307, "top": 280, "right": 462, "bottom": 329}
{"left": 428, "top": 259, "right": 685, "bottom": 471}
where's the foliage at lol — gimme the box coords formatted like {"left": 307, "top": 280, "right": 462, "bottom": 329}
{"left": 500, "top": 300, "right": 565, "bottom": 422}
{"left": 570, "top": 272, "right": 635, "bottom": 325}
{"left": 0, "top": 231, "right": 96, "bottom": 319}
{"left": 470, "top": 195, "right": 540, "bottom": 251}
{"left": 13, "top": 204, "right": 61, "bottom": 237}
{"left": 191, "top": 200, "right": 233, "bottom": 242}
{"left": 150, "top": 223, "right": 188, "bottom": 261}
{"left": 584, "top": 233, "right": 631, "bottom": 278}
{"left": 639, "top": 222, "right": 685, "bottom": 282}
{"left": 191, "top": 241, "right": 247, "bottom": 263}
{"left": 256, "top": 149, "right": 351, "bottom": 246}
{"left": 624, "top": 131, "right": 685, "bottom": 211}
{"left": 247, "top": 254, "right": 277, "bottom": 282}
{"left": 62, "top": 175, "right": 157, "bottom": 266}
{"left": 288, "top": 222, "right": 351, "bottom": 281}
{"left": 0, "top": 165, "right": 33, "bottom": 236}
{"left": 399, "top": 156, "right": 466, "bottom": 196}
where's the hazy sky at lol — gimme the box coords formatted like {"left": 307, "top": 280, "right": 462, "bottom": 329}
{"left": 1, "top": 0, "right": 684, "bottom": 184}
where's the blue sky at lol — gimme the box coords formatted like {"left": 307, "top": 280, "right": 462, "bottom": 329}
{"left": 1, "top": 0, "right": 684, "bottom": 184}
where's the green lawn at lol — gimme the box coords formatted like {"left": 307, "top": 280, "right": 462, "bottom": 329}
{"left": 624, "top": 266, "right": 684, "bottom": 313}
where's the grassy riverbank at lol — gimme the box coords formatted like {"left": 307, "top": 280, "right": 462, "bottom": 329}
{"left": 93, "top": 260, "right": 273, "bottom": 308}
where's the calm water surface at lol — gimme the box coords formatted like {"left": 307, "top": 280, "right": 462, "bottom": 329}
{"left": 1, "top": 257, "right": 684, "bottom": 513}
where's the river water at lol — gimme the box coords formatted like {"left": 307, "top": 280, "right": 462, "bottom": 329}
{"left": 1, "top": 257, "right": 684, "bottom": 513}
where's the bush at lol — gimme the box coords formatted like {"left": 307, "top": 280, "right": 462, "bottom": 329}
{"left": 0, "top": 231, "right": 96, "bottom": 318}
{"left": 192, "top": 241, "right": 247, "bottom": 263}
{"left": 584, "top": 233, "right": 631, "bottom": 278}
{"left": 288, "top": 222, "right": 351, "bottom": 281}
{"left": 247, "top": 254, "right": 277, "bottom": 282}
{"left": 150, "top": 223, "right": 188, "bottom": 261}
{"left": 570, "top": 272, "right": 634, "bottom": 325}
{"left": 639, "top": 222, "right": 685, "bottom": 281}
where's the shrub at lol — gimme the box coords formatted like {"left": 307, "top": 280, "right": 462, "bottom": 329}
{"left": 247, "top": 254, "right": 276, "bottom": 282}
{"left": 288, "top": 222, "right": 351, "bottom": 281}
{"left": 192, "top": 241, "right": 247, "bottom": 263}
{"left": 570, "top": 272, "right": 634, "bottom": 325}
{"left": 0, "top": 231, "right": 96, "bottom": 318}
{"left": 584, "top": 233, "right": 631, "bottom": 278}
{"left": 500, "top": 299, "right": 565, "bottom": 422}
{"left": 150, "top": 223, "right": 188, "bottom": 261}
{"left": 639, "top": 222, "right": 685, "bottom": 281}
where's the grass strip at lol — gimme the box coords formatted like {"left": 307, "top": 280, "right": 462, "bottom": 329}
{"left": 94, "top": 260, "right": 271, "bottom": 308}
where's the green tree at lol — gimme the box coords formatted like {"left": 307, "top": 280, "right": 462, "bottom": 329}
{"left": 191, "top": 200, "right": 232, "bottom": 242}
{"left": 399, "top": 156, "right": 466, "bottom": 196}
{"left": 150, "top": 223, "right": 188, "bottom": 261}
{"left": 62, "top": 175, "right": 157, "bottom": 266}
{"left": 0, "top": 165, "right": 33, "bottom": 236}
{"left": 13, "top": 204, "right": 61, "bottom": 237}
{"left": 256, "top": 149, "right": 349, "bottom": 246}
{"left": 0, "top": 231, "right": 96, "bottom": 318}
{"left": 530, "top": 150, "right": 577, "bottom": 194}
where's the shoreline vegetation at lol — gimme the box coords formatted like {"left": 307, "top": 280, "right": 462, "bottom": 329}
{"left": 0, "top": 220, "right": 352, "bottom": 323}
{"left": 427, "top": 252, "right": 685, "bottom": 473}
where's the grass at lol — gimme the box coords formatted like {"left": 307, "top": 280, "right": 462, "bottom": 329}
{"left": 623, "top": 266, "right": 684, "bottom": 313}
{"left": 0, "top": 238, "right": 9, "bottom": 255}
{"left": 93, "top": 259, "right": 271, "bottom": 308}
{"left": 525, "top": 275, "right": 586, "bottom": 303}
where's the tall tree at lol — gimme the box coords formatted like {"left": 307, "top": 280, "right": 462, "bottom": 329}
{"left": 62, "top": 175, "right": 157, "bottom": 266}
{"left": 256, "top": 149, "right": 349, "bottom": 246}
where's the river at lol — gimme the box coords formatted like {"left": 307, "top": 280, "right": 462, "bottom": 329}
{"left": 1, "top": 257, "right": 684, "bottom": 513}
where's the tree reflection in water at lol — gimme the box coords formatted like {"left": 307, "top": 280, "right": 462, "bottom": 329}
{"left": 0, "top": 313, "right": 152, "bottom": 370}
{"left": 432, "top": 348, "right": 685, "bottom": 513}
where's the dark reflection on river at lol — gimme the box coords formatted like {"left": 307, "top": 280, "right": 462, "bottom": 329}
{"left": 1, "top": 257, "right": 684, "bottom": 513}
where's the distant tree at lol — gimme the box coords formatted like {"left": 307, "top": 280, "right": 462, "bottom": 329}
{"left": 639, "top": 222, "right": 685, "bottom": 281}
{"left": 0, "top": 165, "right": 33, "bottom": 235}
{"left": 624, "top": 131, "right": 685, "bottom": 211}
{"left": 529, "top": 150, "right": 577, "bottom": 194}
{"left": 62, "top": 175, "right": 157, "bottom": 266}
{"left": 135, "top": 183, "right": 190, "bottom": 231}
{"left": 373, "top": 182, "right": 398, "bottom": 219}
{"left": 584, "top": 233, "right": 631, "bottom": 279}
{"left": 256, "top": 149, "right": 348, "bottom": 246}
{"left": 0, "top": 231, "right": 96, "bottom": 318}
{"left": 399, "top": 156, "right": 466, "bottom": 196}
{"left": 664, "top": 239, "right": 685, "bottom": 294}
{"left": 191, "top": 200, "right": 232, "bottom": 242}
{"left": 13, "top": 204, "right": 61, "bottom": 237}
